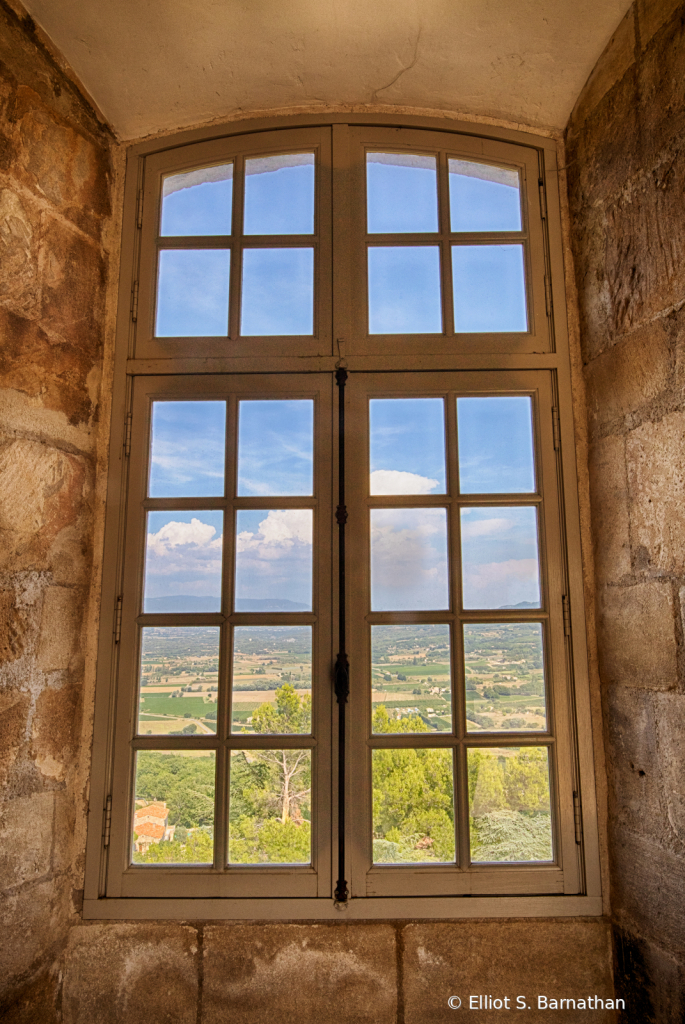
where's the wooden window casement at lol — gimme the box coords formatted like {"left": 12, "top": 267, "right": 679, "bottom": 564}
{"left": 84, "top": 117, "right": 602, "bottom": 920}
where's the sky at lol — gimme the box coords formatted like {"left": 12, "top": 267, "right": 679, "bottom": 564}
{"left": 144, "top": 397, "right": 540, "bottom": 611}
{"left": 154, "top": 152, "right": 527, "bottom": 338}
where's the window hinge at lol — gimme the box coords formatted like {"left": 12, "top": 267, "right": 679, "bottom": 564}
{"left": 124, "top": 412, "right": 132, "bottom": 457}
{"left": 131, "top": 280, "right": 139, "bottom": 322}
{"left": 552, "top": 406, "right": 561, "bottom": 451}
{"left": 544, "top": 273, "right": 553, "bottom": 317}
{"left": 573, "top": 790, "right": 583, "bottom": 845}
{"left": 538, "top": 178, "right": 547, "bottom": 220}
{"left": 114, "top": 595, "right": 123, "bottom": 644}
{"left": 103, "top": 794, "right": 112, "bottom": 847}
{"left": 136, "top": 188, "right": 144, "bottom": 229}
{"left": 562, "top": 594, "right": 571, "bottom": 637}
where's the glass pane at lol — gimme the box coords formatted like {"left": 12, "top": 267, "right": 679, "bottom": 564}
{"left": 369, "top": 398, "right": 446, "bottom": 495}
{"left": 243, "top": 154, "right": 315, "bottom": 235}
{"left": 366, "top": 153, "right": 438, "bottom": 233}
{"left": 371, "top": 625, "right": 452, "bottom": 734}
{"left": 235, "top": 509, "right": 312, "bottom": 611}
{"left": 468, "top": 747, "right": 553, "bottom": 862}
{"left": 149, "top": 401, "right": 226, "bottom": 498}
{"left": 156, "top": 249, "right": 230, "bottom": 337}
{"left": 463, "top": 623, "right": 547, "bottom": 733}
{"left": 132, "top": 751, "right": 215, "bottom": 865}
{"left": 237, "top": 400, "right": 313, "bottom": 496}
{"left": 457, "top": 396, "right": 535, "bottom": 494}
{"left": 161, "top": 164, "right": 233, "bottom": 236}
{"left": 231, "top": 626, "right": 312, "bottom": 734}
{"left": 143, "top": 510, "right": 223, "bottom": 613}
{"left": 372, "top": 747, "right": 455, "bottom": 863}
{"left": 452, "top": 244, "right": 527, "bottom": 333}
{"left": 228, "top": 749, "right": 311, "bottom": 864}
{"left": 370, "top": 508, "right": 449, "bottom": 611}
{"left": 137, "top": 627, "right": 220, "bottom": 737}
{"left": 240, "top": 248, "right": 313, "bottom": 336}
{"left": 449, "top": 160, "right": 521, "bottom": 232}
{"left": 368, "top": 246, "right": 442, "bottom": 334}
{"left": 460, "top": 506, "right": 540, "bottom": 610}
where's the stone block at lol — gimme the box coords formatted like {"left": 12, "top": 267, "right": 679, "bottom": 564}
{"left": 626, "top": 410, "right": 685, "bottom": 573}
{"left": 63, "top": 924, "right": 199, "bottom": 1024}
{"left": 0, "top": 186, "right": 41, "bottom": 319}
{"left": 597, "top": 580, "right": 677, "bottom": 689}
{"left": 0, "top": 964, "right": 62, "bottom": 1024}
{"left": 588, "top": 434, "right": 631, "bottom": 585}
{"left": 31, "top": 680, "right": 82, "bottom": 782}
{"left": 0, "top": 588, "right": 28, "bottom": 663}
{"left": 402, "top": 920, "right": 615, "bottom": 1023}
{"left": 610, "top": 829, "right": 685, "bottom": 959}
{"left": 569, "top": 9, "right": 635, "bottom": 128}
{"left": 0, "top": 791, "right": 54, "bottom": 888}
{"left": 37, "top": 586, "right": 81, "bottom": 671}
{"left": 0, "top": 688, "right": 30, "bottom": 789}
{"left": 614, "top": 925, "right": 685, "bottom": 1024}
{"left": 603, "top": 685, "right": 668, "bottom": 846}
{"left": 638, "top": 0, "right": 685, "bottom": 50}
{"left": 0, "top": 438, "right": 88, "bottom": 574}
{"left": 638, "top": 10, "right": 685, "bottom": 167}
{"left": 584, "top": 321, "right": 671, "bottom": 432}
{"left": 203, "top": 923, "right": 397, "bottom": 1024}
{"left": 0, "top": 876, "right": 69, "bottom": 984}
{"left": 654, "top": 690, "right": 685, "bottom": 845}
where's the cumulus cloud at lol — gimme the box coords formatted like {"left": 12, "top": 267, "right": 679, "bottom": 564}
{"left": 235, "top": 510, "right": 313, "bottom": 606}
{"left": 145, "top": 517, "right": 223, "bottom": 592}
{"left": 370, "top": 508, "right": 449, "bottom": 610}
{"left": 462, "top": 558, "right": 540, "bottom": 609}
{"left": 370, "top": 469, "right": 440, "bottom": 495}
{"left": 460, "top": 517, "right": 512, "bottom": 539}
{"left": 236, "top": 509, "right": 312, "bottom": 554}
{"left": 147, "top": 517, "right": 221, "bottom": 555}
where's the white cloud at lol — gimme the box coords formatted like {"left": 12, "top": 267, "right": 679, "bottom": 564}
{"left": 370, "top": 469, "right": 440, "bottom": 495}
{"left": 147, "top": 517, "right": 221, "bottom": 555}
{"left": 145, "top": 518, "right": 223, "bottom": 587}
{"left": 460, "top": 517, "right": 512, "bottom": 538}
{"left": 236, "top": 509, "right": 312, "bottom": 555}
{"left": 462, "top": 558, "right": 540, "bottom": 608}
{"left": 370, "top": 508, "right": 448, "bottom": 609}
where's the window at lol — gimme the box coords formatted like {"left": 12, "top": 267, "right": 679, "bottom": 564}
{"left": 85, "top": 119, "right": 601, "bottom": 918}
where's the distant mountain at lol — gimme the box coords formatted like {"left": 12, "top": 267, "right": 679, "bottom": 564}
{"left": 498, "top": 601, "right": 539, "bottom": 609}
{"left": 144, "top": 596, "right": 309, "bottom": 613}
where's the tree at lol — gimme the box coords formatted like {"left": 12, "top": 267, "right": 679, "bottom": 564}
{"left": 250, "top": 685, "right": 311, "bottom": 824}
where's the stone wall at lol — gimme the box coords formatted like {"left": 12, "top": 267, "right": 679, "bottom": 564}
{"left": 0, "top": 0, "right": 116, "bottom": 1015}
{"left": 566, "top": 0, "right": 685, "bottom": 1020}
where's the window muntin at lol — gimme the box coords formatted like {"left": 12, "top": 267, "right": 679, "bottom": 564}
{"left": 89, "top": 121, "right": 598, "bottom": 913}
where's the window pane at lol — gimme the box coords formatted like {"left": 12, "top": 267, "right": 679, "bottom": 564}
{"left": 241, "top": 248, "right": 314, "bottom": 336}
{"left": 449, "top": 160, "right": 521, "bottom": 232}
{"left": 372, "top": 625, "right": 452, "bottom": 734}
{"left": 132, "top": 751, "right": 215, "bottom": 865}
{"left": 149, "top": 401, "right": 226, "bottom": 498}
{"left": 235, "top": 509, "right": 312, "bottom": 611}
{"left": 231, "top": 626, "right": 312, "bottom": 734}
{"left": 468, "top": 747, "right": 553, "bottom": 862}
{"left": 369, "top": 398, "right": 446, "bottom": 495}
{"left": 161, "top": 164, "right": 233, "bottom": 236}
{"left": 457, "top": 396, "right": 535, "bottom": 494}
{"left": 460, "top": 506, "right": 540, "bottom": 610}
{"left": 366, "top": 153, "right": 438, "bottom": 233}
{"left": 143, "top": 511, "right": 223, "bottom": 613}
{"left": 463, "top": 623, "right": 547, "bottom": 733}
{"left": 370, "top": 508, "right": 449, "bottom": 611}
{"left": 368, "top": 246, "right": 442, "bottom": 334}
{"left": 229, "top": 749, "right": 311, "bottom": 864}
{"left": 372, "top": 747, "right": 455, "bottom": 863}
{"left": 452, "top": 245, "right": 526, "bottom": 333}
{"left": 243, "top": 153, "right": 315, "bottom": 235}
{"left": 156, "top": 249, "right": 230, "bottom": 337}
{"left": 237, "top": 400, "right": 313, "bottom": 496}
{"left": 137, "top": 627, "right": 220, "bottom": 737}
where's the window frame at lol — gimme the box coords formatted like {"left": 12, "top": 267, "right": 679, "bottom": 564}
{"left": 84, "top": 113, "right": 602, "bottom": 921}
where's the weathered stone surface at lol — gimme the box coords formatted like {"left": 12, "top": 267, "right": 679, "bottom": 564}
{"left": 31, "top": 679, "right": 82, "bottom": 782}
{"left": 654, "top": 691, "right": 685, "bottom": 846}
{"left": 0, "top": 437, "right": 89, "bottom": 574}
{"left": 569, "top": 10, "right": 635, "bottom": 128}
{"left": 37, "top": 586, "right": 81, "bottom": 671}
{"left": 584, "top": 321, "right": 671, "bottom": 433}
{"left": 597, "top": 581, "right": 677, "bottom": 689}
{"left": 62, "top": 925, "right": 199, "bottom": 1024}
{"left": 638, "top": 9, "right": 685, "bottom": 168}
{"left": 403, "top": 920, "right": 615, "bottom": 1023}
{"left": 626, "top": 410, "right": 685, "bottom": 573}
{"left": 637, "top": 0, "right": 684, "bottom": 49}
{"left": 614, "top": 924, "right": 685, "bottom": 1024}
{"left": 610, "top": 829, "right": 685, "bottom": 959}
{"left": 0, "top": 876, "right": 70, "bottom": 983}
{"left": 0, "top": 587, "right": 28, "bottom": 662}
{"left": 0, "top": 791, "right": 54, "bottom": 889}
{"left": 603, "top": 686, "right": 669, "bottom": 848}
{"left": 589, "top": 434, "right": 631, "bottom": 584}
{"left": 0, "top": 964, "right": 62, "bottom": 1024}
{"left": 0, "top": 687, "right": 30, "bottom": 789}
{"left": 203, "top": 923, "right": 397, "bottom": 1024}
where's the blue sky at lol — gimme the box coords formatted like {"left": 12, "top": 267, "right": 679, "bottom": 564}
{"left": 154, "top": 151, "right": 527, "bottom": 338}
{"left": 370, "top": 507, "right": 449, "bottom": 611}
{"left": 457, "top": 396, "right": 535, "bottom": 493}
{"left": 144, "top": 510, "right": 224, "bottom": 609}
{"left": 235, "top": 509, "right": 313, "bottom": 610}
{"left": 149, "top": 401, "right": 226, "bottom": 497}
{"left": 369, "top": 398, "right": 446, "bottom": 494}
{"left": 460, "top": 506, "right": 540, "bottom": 609}
{"left": 238, "top": 399, "right": 313, "bottom": 496}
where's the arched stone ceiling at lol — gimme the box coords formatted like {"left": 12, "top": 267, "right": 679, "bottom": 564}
{"left": 23, "top": 0, "right": 631, "bottom": 140}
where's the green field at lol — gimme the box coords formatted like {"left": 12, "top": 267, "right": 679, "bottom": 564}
{"left": 139, "top": 695, "right": 215, "bottom": 719}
